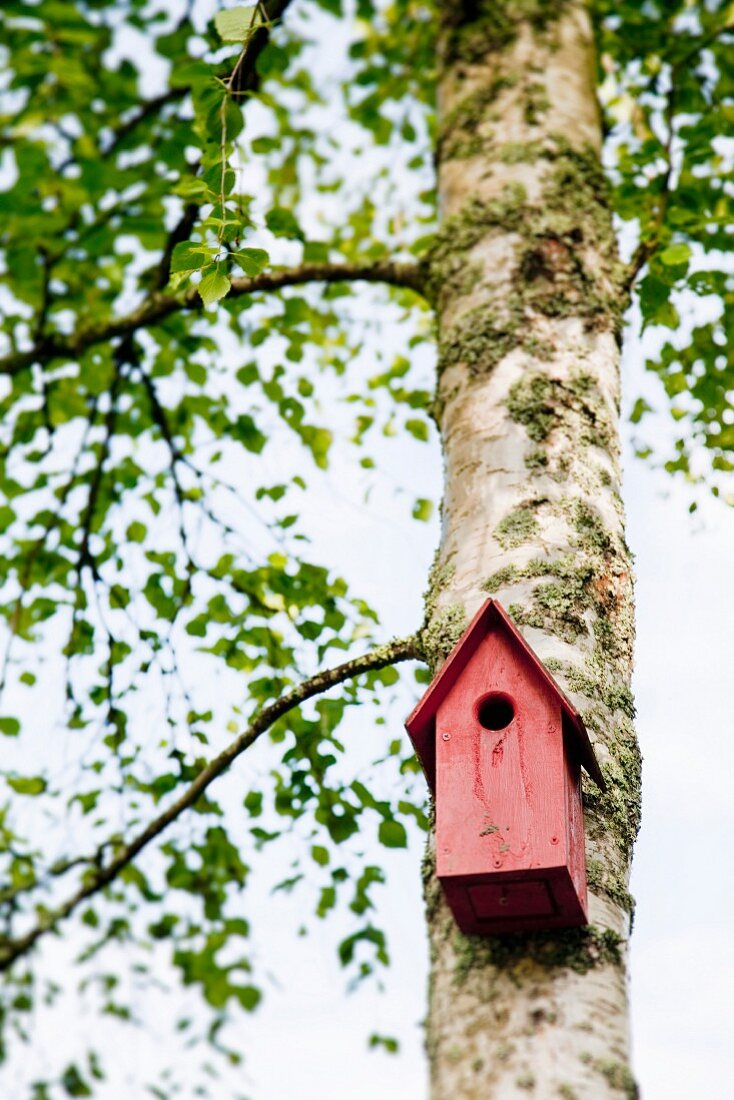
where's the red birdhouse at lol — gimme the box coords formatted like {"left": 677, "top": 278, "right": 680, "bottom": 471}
{"left": 406, "top": 599, "right": 605, "bottom": 934}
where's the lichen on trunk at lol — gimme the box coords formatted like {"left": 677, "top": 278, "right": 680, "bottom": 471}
{"left": 422, "top": 2, "right": 640, "bottom": 1096}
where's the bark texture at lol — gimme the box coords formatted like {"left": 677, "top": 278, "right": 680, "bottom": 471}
{"left": 422, "top": 3, "right": 639, "bottom": 1097}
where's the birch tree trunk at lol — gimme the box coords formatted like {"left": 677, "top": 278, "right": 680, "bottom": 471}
{"left": 422, "top": 3, "right": 640, "bottom": 1096}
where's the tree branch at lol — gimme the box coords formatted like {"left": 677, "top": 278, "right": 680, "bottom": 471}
{"left": 228, "top": 0, "right": 294, "bottom": 98}
{"left": 103, "top": 89, "right": 186, "bottom": 159}
{"left": 56, "top": 89, "right": 187, "bottom": 177}
{"left": 0, "top": 636, "right": 422, "bottom": 971}
{"left": 0, "top": 261, "right": 426, "bottom": 377}
{"left": 623, "top": 74, "right": 677, "bottom": 294}
{"left": 153, "top": 201, "right": 201, "bottom": 292}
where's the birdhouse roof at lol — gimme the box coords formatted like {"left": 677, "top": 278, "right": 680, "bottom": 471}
{"left": 406, "top": 598, "right": 606, "bottom": 792}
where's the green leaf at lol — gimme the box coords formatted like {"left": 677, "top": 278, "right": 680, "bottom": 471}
{"left": 405, "top": 417, "right": 430, "bottom": 442}
{"left": 315, "top": 0, "right": 343, "bottom": 14}
{"left": 265, "top": 207, "right": 305, "bottom": 241}
{"left": 7, "top": 775, "right": 46, "bottom": 795}
{"left": 61, "top": 1064, "right": 92, "bottom": 1098}
{"left": 234, "top": 984, "right": 261, "bottom": 1011}
{"left": 185, "top": 361, "right": 207, "bottom": 386}
{"left": 303, "top": 240, "right": 330, "bottom": 263}
{"left": 214, "top": 5, "right": 258, "bottom": 42}
{"left": 658, "top": 243, "right": 691, "bottom": 267}
{"left": 170, "top": 242, "right": 214, "bottom": 275}
{"left": 244, "top": 791, "right": 263, "bottom": 817}
{"left": 368, "top": 1033, "right": 400, "bottom": 1054}
{"left": 630, "top": 397, "right": 653, "bottom": 425}
{"left": 73, "top": 791, "right": 101, "bottom": 815}
{"left": 233, "top": 248, "right": 270, "bottom": 276}
{"left": 378, "top": 819, "right": 407, "bottom": 848}
{"left": 0, "top": 716, "right": 21, "bottom": 736}
{"left": 126, "top": 521, "right": 147, "bottom": 543}
{"left": 303, "top": 426, "right": 332, "bottom": 469}
{"left": 317, "top": 885, "right": 337, "bottom": 918}
{"left": 311, "top": 845, "right": 330, "bottom": 866}
{"left": 412, "top": 498, "right": 433, "bottom": 522}
{"left": 199, "top": 269, "right": 231, "bottom": 307}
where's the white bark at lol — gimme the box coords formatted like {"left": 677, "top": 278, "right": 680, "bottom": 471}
{"left": 423, "top": 4, "right": 639, "bottom": 1097}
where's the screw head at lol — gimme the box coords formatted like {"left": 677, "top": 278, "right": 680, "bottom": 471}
{"left": 550, "top": 835, "right": 559, "bottom": 845}
{"left": 442, "top": 732, "right": 451, "bottom": 741}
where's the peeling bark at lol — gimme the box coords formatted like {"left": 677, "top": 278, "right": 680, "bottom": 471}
{"left": 423, "top": 3, "right": 639, "bottom": 1096}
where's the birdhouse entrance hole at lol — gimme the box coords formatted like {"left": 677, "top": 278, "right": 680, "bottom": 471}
{"left": 476, "top": 693, "right": 514, "bottom": 731}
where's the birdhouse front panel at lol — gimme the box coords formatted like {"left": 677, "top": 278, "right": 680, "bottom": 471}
{"left": 405, "top": 598, "right": 604, "bottom": 935}
{"left": 435, "top": 625, "right": 567, "bottom": 880}
{"left": 434, "top": 627, "right": 587, "bottom": 932}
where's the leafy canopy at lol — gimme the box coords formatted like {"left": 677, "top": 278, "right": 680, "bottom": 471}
{"left": 596, "top": 0, "right": 734, "bottom": 494}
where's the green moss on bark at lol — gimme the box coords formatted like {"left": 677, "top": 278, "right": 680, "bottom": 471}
{"left": 430, "top": 143, "right": 624, "bottom": 372}
{"left": 507, "top": 374, "right": 557, "bottom": 441}
{"left": 499, "top": 141, "right": 540, "bottom": 163}
{"left": 498, "top": 555, "right": 597, "bottom": 641}
{"left": 524, "top": 81, "right": 551, "bottom": 126}
{"left": 591, "top": 1059, "right": 639, "bottom": 1098}
{"left": 494, "top": 505, "right": 541, "bottom": 549}
{"left": 420, "top": 553, "right": 466, "bottom": 668}
{"left": 439, "top": 78, "right": 516, "bottom": 161}
{"left": 452, "top": 924, "right": 624, "bottom": 989}
{"left": 565, "top": 665, "right": 635, "bottom": 721}
{"left": 427, "top": 183, "right": 528, "bottom": 298}
{"left": 439, "top": 299, "right": 556, "bottom": 376}
{"left": 511, "top": 557, "right": 631, "bottom": 660}
{"left": 482, "top": 564, "right": 520, "bottom": 592}
{"left": 525, "top": 447, "right": 549, "bottom": 469}
{"left": 585, "top": 715, "right": 642, "bottom": 861}
{"left": 441, "top": 1, "right": 572, "bottom": 67}
{"left": 484, "top": 552, "right": 598, "bottom": 637}
{"left": 586, "top": 858, "right": 635, "bottom": 917}
{"left": 422, "top": 840, "right": 443, "bottom": 926}
{"left": 518, "top": 233, "right": 619, "bottom": 331}
{"left": 507, "top": 371, "right": 614, "bottom": 452}
{"left": 439, "top": 301, "right": 554, "bottom": 375}
{"left": 421, "top": 602, "right": 467, "bottom": 666}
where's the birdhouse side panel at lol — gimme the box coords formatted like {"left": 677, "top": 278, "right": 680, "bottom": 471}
{"left": 563, "top": 725, "right": 588, "bottom": 916}
{"left": 435, "top": 628, "right": 568, "bottom": 881}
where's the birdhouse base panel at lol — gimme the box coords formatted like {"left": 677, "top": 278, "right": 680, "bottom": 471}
{"left": 440, "top": 865, "right": 587, "bottom": 935}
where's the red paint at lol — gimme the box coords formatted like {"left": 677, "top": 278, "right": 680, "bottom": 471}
{"left": 405, "top": 599, "right": 606, "bottom": 935}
